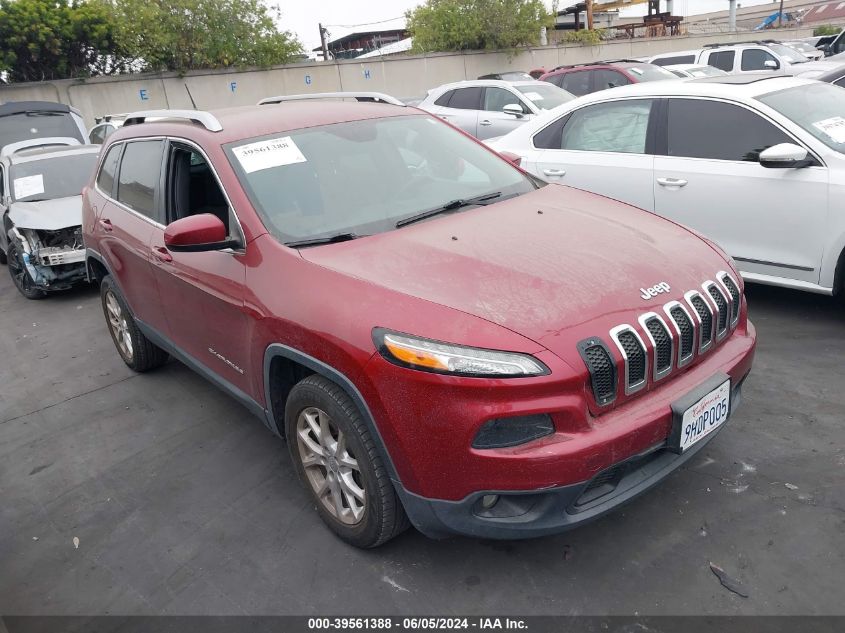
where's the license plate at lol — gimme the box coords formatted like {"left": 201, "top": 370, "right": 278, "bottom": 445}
{"left": 671, "top": 378, "right": 731, "bottom": 453}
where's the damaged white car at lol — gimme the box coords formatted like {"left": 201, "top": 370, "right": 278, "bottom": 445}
{"left": 0, "top": 143, "right": 100, "bottom": 299}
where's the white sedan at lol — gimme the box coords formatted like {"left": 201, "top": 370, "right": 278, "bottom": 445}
{"left": 488, "top": 75, "right": 845, "bottom": 296}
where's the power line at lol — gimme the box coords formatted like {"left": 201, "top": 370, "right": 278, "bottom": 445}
{"left": 323, "top": 16, "right": 405, "bottom": 29}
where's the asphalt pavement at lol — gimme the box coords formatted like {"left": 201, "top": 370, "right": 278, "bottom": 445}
{"left": 1, "top": 270, "right": 843, "bottom": 615}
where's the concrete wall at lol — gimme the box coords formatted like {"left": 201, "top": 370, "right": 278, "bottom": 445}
{"left": 0, "top": 27, "right": 813, "bottom": 128}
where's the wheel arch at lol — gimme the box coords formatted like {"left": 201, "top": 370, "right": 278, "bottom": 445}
{"left": 262, "top": 343, "right": 402, "bottom": 484}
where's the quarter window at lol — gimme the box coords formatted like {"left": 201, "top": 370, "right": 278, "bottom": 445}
{"left": 96, "top": 144, "right": 122, "bottom": 196}
{"left": 483, "top": 87, "right": 524, "bottom": 112}
{"left": 116, "top": 140, "right": 164, "bottom": 219}
{"left": 741, "top": 49, "right": 779, "bottom": 71}
{"left": 653, "top": 54, "right": 696, "bottom": 66}
{"left": 667, "top": 99, "right": 792, "bottom": 162}
{"left": 434, "top": 90, "right": 455, "bottom": 107}
{"left": 707, "top": 50, "right": 735, "bottom": 72}
{"left": 561, "top": 100, "right": 653, "bottom": 153}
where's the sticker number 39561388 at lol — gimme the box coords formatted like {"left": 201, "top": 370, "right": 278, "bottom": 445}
{"left": 232, "top": 136, "right": 307, "bottom": 174}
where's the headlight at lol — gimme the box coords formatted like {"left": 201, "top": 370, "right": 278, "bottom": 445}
{"left": 373, "top": 328, "right": 549, "bottom": 377}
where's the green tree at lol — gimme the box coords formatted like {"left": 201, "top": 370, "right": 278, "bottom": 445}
{"left": 113, "top": 0, "right": 303, "bottom": 72}
{"left": 406, "top": 0, "right": 554, "bottom": 53}
{"left": 0, "top": 0, "right": 130, "bottom": 82}
{"left": 813, "top": 24, "right": 841, "bottom": 37}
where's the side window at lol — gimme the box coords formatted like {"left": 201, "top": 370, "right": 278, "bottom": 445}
{"left": 166, "top": 143, "right": 232, "bottom": 235}
{"left": 562, "top": 71, "right": 592, "bottom": 96}
{"left": 446, "top": 87, "right": 482, "bottom": 110}
{"left": 434, "top": 90, "right": 455, "bottom": 107}
{"left": 561, "top": 100, "right": 653, "bottom": 153}
{"left": 544, "top": 74, "right": 564, "bottom": 88}
{"left": 667, "top": 99, "right": 793, "bottom": 161}
{"left": 482, "top": 87, "right": 525, "bottom": 112}
{"left": 116, "top": 140, "right": 164, "bottom": 220}
{"left": 592, "top": 69, "right": 631, "bottom": 91}
{"left": 96, "top": 144, "right": 122, "bottom": 196}
{"left": 741, "top": 49, "right": 778, "bottom": 71}
{"left": 834, "top": 77, "right": 845, "bottom": 88}
{"left": 533, "top": 114, "right": 571, "bottom": 149}
{"left": 0, "top": 165, "right": 5, "bottom": 199}
{"left": 707, "top": 50, "right": 736, "bottom": 72}
{"left": 89, "top": 126, "right": 106, "bottom": 145}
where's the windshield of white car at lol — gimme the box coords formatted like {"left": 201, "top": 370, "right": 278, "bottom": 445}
{"left": 621, "top": 64, "right": 680, "bottom": 82}
{"left": 758, "top": 82, "right": 845, "bottom": 152}
{"left": 516, "top": 84, "right": 575, "bottom": 110}
{"left": 10, "top": 153, "right": 98, "bottom": 203}
{"left": 226, "top": 115, "right": 538, "bottom": 245}
{"left": 768, "top": 43, "right": 809, "bottom": 64}
{"left": 0, "top": 112, "right": 85, "bottom": 147}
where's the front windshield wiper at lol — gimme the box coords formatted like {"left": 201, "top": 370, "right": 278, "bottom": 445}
{"left": 395, "top": 192, "right": 503, "bottom": 228}
{"left": 285, "top": 232, "right": 364, "bottom": 248}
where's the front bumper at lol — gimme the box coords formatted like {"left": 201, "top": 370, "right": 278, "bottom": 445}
{"left": 397, "top": 375, "right": 746, "bottom": 539}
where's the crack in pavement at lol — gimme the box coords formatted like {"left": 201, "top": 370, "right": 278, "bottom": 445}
{"left": 0, "top": 374, "right": 140, "bottom": 426}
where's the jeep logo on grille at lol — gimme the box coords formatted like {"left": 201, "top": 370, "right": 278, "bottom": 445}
{"left": 640, "top": 282, "right": 671, "bottom": 300}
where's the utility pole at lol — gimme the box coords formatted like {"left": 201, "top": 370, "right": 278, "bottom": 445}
{"left": 778, "top": 0, "right": 784, "bottom": 27}
{"left": 319, "top": 22, "right": 329, "bottom": 61}
{"left": 586, "top": 0, "right": 594, "bottom": 30}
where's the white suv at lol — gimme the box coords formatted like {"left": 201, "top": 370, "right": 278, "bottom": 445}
{"left": 649, "top": 42, "right": 822, "bottom": 73}
{"left": 487, "top": 75, "right": 845, "bottom": 296}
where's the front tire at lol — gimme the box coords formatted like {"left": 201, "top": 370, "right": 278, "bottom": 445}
{"left": 285, "top": 375, "right": 409, "bottom": 548}
{"left": 7, "top": 239, "right": 45, "bottom": 300}
{"left": 100, "top": 275, "right": 169, "bottom": 372}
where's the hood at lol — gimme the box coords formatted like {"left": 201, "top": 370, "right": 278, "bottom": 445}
{"left": 300, "top": 185, "right": 731, "bottom": 358}
{"left": 9, "top": 196, "right": 82, "bottom": 231}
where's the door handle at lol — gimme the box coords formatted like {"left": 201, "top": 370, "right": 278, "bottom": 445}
{"left": 543, "top": 168, "right": 566, "bottom": 177}
{"left": 152, "top": 245, "right": 173, "bottom": 263}
{"left": 99, "top": 218, "right": 113, "bottom": 232}
{"left": 657, "top": 177, "right": 688, "bottom": 188}
{"left": 479, "top": 119, "right": 492, "bottom": 126}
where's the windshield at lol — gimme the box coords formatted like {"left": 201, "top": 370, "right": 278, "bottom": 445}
{"left": 10, "top": 153, "right": 97, "bottom": 202}
{"left": 689, "top": 66, "right": 727, "bottom": 77}
{"left": 0, "top": 112, "right": 84, "bottom": 148}
{"left": 787, "top": 42, "right": 814, "bottom": 53}
{"left": 758, "top": 82, "right": 845, "bottom": 152}
{"left": 516, "top": 84, "right": 575, "bottom": 110}
{"left": 623, "top": 64, "right": 679, "bottom": 82}
{"left": 768, "top": 43, "right": 809, "bottom": 64}
{"left": 227, "top": 115, "right": 537, "bottom": 244}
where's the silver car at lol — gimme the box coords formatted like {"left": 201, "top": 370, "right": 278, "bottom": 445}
{"left": 417, "top": 80, "right": 574, "bottom": 140}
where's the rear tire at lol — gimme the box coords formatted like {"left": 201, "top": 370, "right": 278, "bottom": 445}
{"left": 7, "top": 239, "right": 46, "bottom": 300}
{"left": 100, "top": 275, "right": 169, "bottom": 372}
{"left": 285, "top": 374, "right": 409, "bottom": 548}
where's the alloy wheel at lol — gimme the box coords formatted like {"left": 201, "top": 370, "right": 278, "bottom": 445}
{"left": 296, "top": 406, "right": 366, "bottom": 525}
{"left": 105, "top": 290, "right": 134, "bottom": 361}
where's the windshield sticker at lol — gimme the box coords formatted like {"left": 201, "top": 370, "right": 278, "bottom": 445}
{"left": 629, "top": 67, "right": 644, "bottom": 75}
{"left": 812, "top": 116, "right": 845, "bottom": 143}
{"left": 233, "top": 136, "right": 307, "bottom": 173}
{"left": 522, "top": 91, "right": 543, "bottom": 101}
{"left": 13, "top": 174, "right": 45, "bottom": 200}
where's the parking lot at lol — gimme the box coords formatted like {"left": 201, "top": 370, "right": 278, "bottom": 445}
{"left": 1, "top": 268, "right": 843, "bottom": 616}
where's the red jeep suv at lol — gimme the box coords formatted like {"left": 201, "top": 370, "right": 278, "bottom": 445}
{"left": 82, "top": 95, "right": 756, "bottom": 547}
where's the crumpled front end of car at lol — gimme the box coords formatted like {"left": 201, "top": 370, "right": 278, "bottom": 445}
{"left": 9, "top": 225, "right": 87, "bottom": 291}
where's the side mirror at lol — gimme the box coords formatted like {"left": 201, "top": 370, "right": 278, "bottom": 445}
{"left": 821, "top": 44, "right": 832, "bottom": 55}
{"left": 764, "top": 59, "right": 779, "bottom": 70}
{"left": 503, "top": 103, "right": 525, "bottom": 118}
{"left": 498, "top": 151, "right": 523, "bottom": 167}
{"left": 759, "top": 143, "right": 810, "bottom": 168}
{"left": 164, "top": 213, "right": 237, "bottom": 252}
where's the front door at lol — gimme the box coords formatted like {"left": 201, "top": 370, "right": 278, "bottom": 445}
{"left": 477, "top": 87, "right": 531, "bottom": 140}
{"left": 148, "top": 141, "right": 252, "bottom": 394}
{"left": 653, "top": 98, "right": 828, "bottom": 284}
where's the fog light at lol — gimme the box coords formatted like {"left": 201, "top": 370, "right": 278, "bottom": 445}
{"left": 481, "top": 494, "right": 499, "bottom": 509}
{"left": 472, "top": 414, "right": 554, "bottom": 449}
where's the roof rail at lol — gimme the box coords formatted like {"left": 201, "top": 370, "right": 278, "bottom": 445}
{"left": 551, "top": 59, "right": 646, "bottom": 71}
{"left": 702, "top": 41, "right": 766, "bottom": 49}
{"left": 258, "top": 92, "right": 405, "bottom": 106}
{"left": 122, "top": 109, "right": 223, "bottom": 132}
{"left": 0, "top": 137, "right": 81, "bottom": 158}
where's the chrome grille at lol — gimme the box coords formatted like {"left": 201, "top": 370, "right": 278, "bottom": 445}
{"left": 643, "top": 316, "right": 673, "bottom": 377}
{"left": 577, "top": 338, "right": 617, "bottom": 406}
{"left": 705, "top": 282, "right": 730, "bottom": 339}
{"left": 719, "top": 272, "right": 741, "bottom": 327}
{"left": 611, "top": 326, "right": 647, "bottom": 394}
{"left": 686, "top": 291, "right": 714, "bottom": 353}
{"left": 665, "top": 302, "right": 695, "bottom": 367}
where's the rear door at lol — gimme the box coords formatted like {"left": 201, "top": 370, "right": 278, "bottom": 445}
{"left": 429, "top": 87, "right": 481, "bottom": 137}
{"left": 478, "top": 87, "right": 532, "bottom": 139}
{"left": 653, "top": 97, "right": 827, "bottom": 283}
{"left": 700, "top": 49, "right": 736, "bottom": 73}
{"left": 94, "top": 140, "right": 169, "bottom": 334}
{"left": 533, "top": 98, "right": 657, "bottom": 211}
{"left": 560, "top": 70, "right": 593, "bottom": 97}
{"left": 148, "top": 140, "right": 251, "bottom": 393}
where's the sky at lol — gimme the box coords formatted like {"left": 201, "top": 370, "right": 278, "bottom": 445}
{"left": 276, "top": 0, "right": 778, "bottom": 54}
